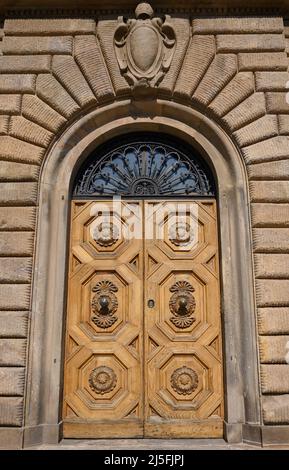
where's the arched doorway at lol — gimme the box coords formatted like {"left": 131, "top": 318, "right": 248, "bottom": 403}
{"left": 62, "top": 133, "right": 224, "bottom": 438}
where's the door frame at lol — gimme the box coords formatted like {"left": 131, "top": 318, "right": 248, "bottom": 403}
{"left": 24, "top": 100, "right": 260, "bottom": 446}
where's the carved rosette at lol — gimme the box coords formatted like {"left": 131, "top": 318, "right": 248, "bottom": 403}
{"left": 169, "top": 280, "right": 196, "bottom": 329}
{"left": 91, "top": 280, "right": 119, "bottom": 329}
{"left": 114, "top": 2, "right": 176, "bottom": 96}
{"left": 169, "top": 222, "right": 195, "bottom": 246}
{"left": 89, "top": 366, "right": 117, "bottom": 395}
{"left": 93, "top": 222, "right": 119, "bottom": 247}
{"left": 171, "top": 366, "right": 198, "bottom": 395}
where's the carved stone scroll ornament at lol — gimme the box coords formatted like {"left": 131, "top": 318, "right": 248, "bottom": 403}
{"left": 89, "top": 366, "right": 117, "bottom": 395}
{"left": 169, "top": 280, "right": 196, "bottom": 329}
{"left": 91, "top": 280, "right": 118, "bottom": 328}
{"left": 114, "top": 2, "right": 176, "bottom": 97}
{"left": 171, "top": 366, "right": 199, "bottom": 395}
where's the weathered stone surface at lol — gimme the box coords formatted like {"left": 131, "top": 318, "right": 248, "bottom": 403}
{"left": 52, "top": 55, "right": 96, "bottom": 108}
{"left": 278, "top": 115, "right": 289, "bottom": 134}
{"left": 0, "top": 136, "right": 44, "bottom": 165}
{"left": 0, "top": 368, "right": 25, "bottom": 396}
{"left": 0, "top": 161, "right": 39, "bottom": 182}
{"left": 0, "top": 397, "right": 23, "bottom": 426}
{"left": 216, "top": 34, "right": 285, "bottom": 53}
{"left": 22, "top": 95, "right": 67, "bottom": 133}
{"left": 192, "top": 18, "right": 283, "bottom": 34}
{"left": 10, "top": 116, "right": 53, "bottom": 148}
{"left": 255, "top": 72, "right": 289, "bottom": 91}
{"left": 250, "top": 181, "right": 289, "bottom": 203}
{"left": 0, "top": 232, "right": 34, "bottom": 256}
{"left": 0, "top": 207, "right": 36, "bottom": 231}
{"left": 193, "top": 54, "right": 237, "bottom": 106}
{"left": 2, "top": 36, "right": 73, "bottom": 55}
{"left": 97, "top": 20, "right": 130, "bottom": 96}
{"left": 0, "top": 95, "right": 21, "bottom": 115}
{"left": 261, "top": 365, "right": 289, "bottom": 393}
{"left": 0, "top": 182, "right": 38, "bottom": 206}
{"left": 256, "top": 280, "right": 289, "bottom": 306}
{"left": 253, "top": 228, "right": 289, "bottom": 253}
{"left": 174, "top": 35, "right": 215, "bottom": 99}
{"left": 238, "top": 52, "right": 287, "bottom": 71}
{"left": 223, "top": 93, "right": 266, "bottom": 131}
{"left": 0, "top": 284, "right": 30, "bottom": 310}
{"left": 0, "top": 312, "right": 28, "bottom": 338}
{"left": 36, "top": 75, "right": 80, "bottom": 119}
{"left": 0, "top": 74, "right": 35, "bottom": 93}
{"left": 0, "top": 56, "right": 51, "bottom": 73}
{"left": 209, "top": 72, "right": 254, "bottom": 117}
{"left": 266, "top": 92, "right": 289, "bottom": 114}
{"left": 248, "top": 159, "right": 289, "bottom": 180}
{"left": 252, "top": 204, "right": 289, "bottom": 227}
{"left": 258, "top": 308, "right": 289, "bottom": 334}
{"left": 74, "top": 35, "right": 114, "bottom": 102}
{"left": 243, "top": 137, "right": 289, "bottom": 164}
{"left": 4, "top": 19, "right": 96, "bottom": 35}
{"left": 0, "top": 258, "right": 32, "bottom": 283}
{"left": 263, "top": 395, "right": 289, "bottom": 424}
{"left": 254, "top": 254, "right": 289, "bottom": 278}
{"left": 0, "top": 339, "right": 26, "bottom": 366}
{"left": 259, "top": 336, "right": 289, "bottom": 363}
{"left": 233, "top": 115, "right": 278, "bottom": 147}
{"left": 0, "top": 116, "right": 9, "bottom": 135}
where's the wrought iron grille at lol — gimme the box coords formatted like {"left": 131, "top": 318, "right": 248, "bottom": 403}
{"left": 73, "top": 134, "right": 215, "bottom": 198}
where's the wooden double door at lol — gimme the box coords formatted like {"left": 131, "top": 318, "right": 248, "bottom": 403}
{"left": 63, "top": 199, "right": 223, "bottom": 438}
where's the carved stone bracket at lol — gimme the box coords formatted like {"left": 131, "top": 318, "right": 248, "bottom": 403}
{"left": 169, "top": 280, "right": 196, "bottom": 329}
{"left": 91, "top": 280, "right": 118, "bottom": 328}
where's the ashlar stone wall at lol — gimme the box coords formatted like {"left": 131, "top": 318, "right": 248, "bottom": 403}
{"left": 0, "top": 12, "right": 289, "bottom": 441}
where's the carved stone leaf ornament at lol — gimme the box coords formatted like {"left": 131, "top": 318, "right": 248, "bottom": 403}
{"left": 91, "top": 280, "right": 119, "bottom": 329}
{"left": 114, "top": 2, "right": 176, "bottom": 96}
{"left": 169, "top": 280, "right": 196, "bottom": 329}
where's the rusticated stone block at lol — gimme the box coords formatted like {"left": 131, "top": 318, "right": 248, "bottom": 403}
{"left": 0, "top": 284, "right": 30, "bottom": 310}
{"left": 0, "top": 207, "right": 36, "bottom": 231}
{"left": 238, "top": 52, "right": 287, "bottom": 71}
{"left": 0, "top": 182, "right": 38, "bottom": 206}
{"left": 0, "top": 116, "right": 9, "bottom": 135}
{"left": 192, "top": 18, "right": 283, "bottom": 34}
{"left": 174, "top": 35, "right": 215, "bottom": 99}
{"left": 256, "top": 280, "right": 289, "bottom": 307}
{"left": 259, "top": 336, "right": 289, "bottom": 363}
{"left": 52, "top": 56, "right": 96, "bottom": 108}
{"left": 4, "top": 19, "right": 96, "bottom": 35}
{"left": 258, "top": 308, "right": 289, "bottom": 334}
{"left": 263, "top": 395, "right": 289, "bottom": 424}
{"left": 10, "top": 116, "right": 53, "bottom": 148}
{"left": 278, "top": 115, "right": 289, "bottom": 134}
{"left": 2, "top": 36, "right": 73, "bottom": 55}
{"left": 253, "top": 228, "right": 289, "bottom": 253}
{"left": 0, "top": 136, "right": 44, "bottom": 165}
{"left": 193, "top": 54, "right": 237, "bottom": 106}
{"left": 223, "top": 93, "right": 266, "bottom": 131}
{"left": 243, "top": 137, "right": 289, "bottom": 164}
{"left": 233, "top": 115, "right": 278, "bottom": 147}
{"left": 252, "top": 204, "right": 289, "bottom": 228}
{"left": 0, "top": 368, "right": 25, "bottom": 396}
{"left": 74, "top": 35, "right": 114, "bottom": 102}
{"left": 22, "top": 95, "right": 66, "bottom": 133}
{"left": 0, "top": 95, "right": 21, "bottom": 115}
{"left": 248, "top": 159, "right": 289, "bottom": 180}
{"left": 216, "top": 34, "right": 285, "bottom": 53}
{"left": 209, "top": 72, "right": 254, "bottom": 117}
{"left": 250, "top": 181, "right": 289, "bottom": 203}
{"left": 0, "top": 339, "right": 26, "bottom": 366}
{"left": 261, "top": 364, "right": 289, "bottom": 393}
{"left": 0, "top": 56, "right": 51, "bottom": 73}
{"left": 36, "top": 75, "right": 79, "bottom": 119}
{"left": 0, "top": 233, "right": 34, "bottom": 257}
{"left": 97, "top": 20, "right": 131, "bottom": 96}
{"left": 0, "top": 74, "right": 35, "bottom": 93}
{"left": 286, "top": 38, "right": 289, "bottom": 54}
{"left": 0, "top": 312, "right": 29, "bottom": 338}
{"left": 0, "top": 397, "right": 23, "bottom": 426}
{"left": 255, "top": 72, "right": 289, "bottom": 91}
{"left": 266, "top": 92, "right": 289, "bottom": 114}
{"left": 254, "top": 254, "right": 289, "bottom": 278}
{"left": 0, "top": 161, "right": 39, "bottom": 182}
{"left": 0, "top": 258, "right": 32, "bottom": 283}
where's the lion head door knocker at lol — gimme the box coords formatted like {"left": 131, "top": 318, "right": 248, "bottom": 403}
{"left": 91, "top": 280, "right": 118, "bottom": 328}
{"left": 114, "top": 2, "right": 176, "bottom": 97}
{"left": 92, "top": 221, "right": 119, "bottom": 247}
{"left": 169, "top": 222, "right": 195, "bottom": 247}
{"left": 169, "top": 280, "right": 196, "bottom": 329}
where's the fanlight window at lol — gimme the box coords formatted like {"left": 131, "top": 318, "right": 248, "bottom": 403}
{"left": 73, "top": 134, "right": 215, "bottom": 198}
